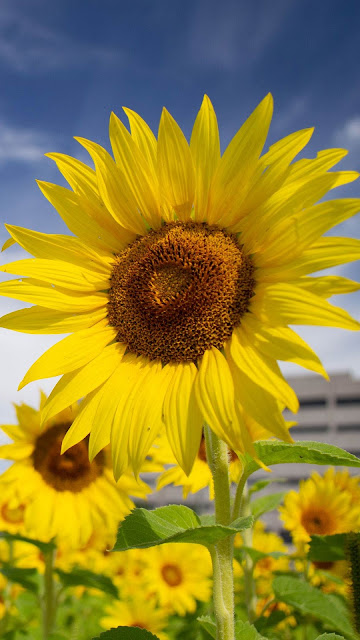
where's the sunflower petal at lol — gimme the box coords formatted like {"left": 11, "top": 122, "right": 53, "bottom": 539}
{"left": 0, "top": 279, "right": 107, "bottom": 311}
{"left": 123, "top": 107, "right": 158, "bottom": 179}
{"left": 295, "top": 276, "right": 360, "bottom": 298}
{"left": 0, "top": 306, "right": 107, "bottom": 334}
{"left": 163, "top": 362, "right": 203, "bottom": 476}
{"left": 0, "top": 259, "right": 110, "bottom": 292}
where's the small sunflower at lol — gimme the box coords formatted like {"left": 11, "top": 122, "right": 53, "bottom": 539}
{"left": 141, "top": 543, "right": 212, "bottom": 616}
{"left": 0, "top": 95, "right": 359, "bottom": 476}
{"left": 0, "top": 394, "right": 150, "bottom": 547}
{"left": 101, "top": 598, "right": 169, "bottom": 640}
{"left": 280, "top": 469, "right": 360, "bottom": 545}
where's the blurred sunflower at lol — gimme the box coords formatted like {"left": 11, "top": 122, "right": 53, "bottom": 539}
{"left": 280, "top": 469, "right": 360, "bottom": 545}
{"left": 0, "top": 394, "right": 150, "bottom": 547}
{"left": 101, "top": 598, "right": 169, "bottom": 640}
{"left": 142, "top": 543, "right": 212, "bottom": 616}
{"left": 0, "top": 95, "right": 359, "bottom": 477}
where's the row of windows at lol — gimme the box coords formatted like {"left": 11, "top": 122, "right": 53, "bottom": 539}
{"left": 289, "top": 424, "right": 359, "bottom": 433}
{"left": 296, "top": 396, "right": 360, "bottom": 408}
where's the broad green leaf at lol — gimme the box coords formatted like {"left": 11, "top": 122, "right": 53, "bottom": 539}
{"left": 243, "top": 441, "right": 360, "bottom": 478}
{"left": 235, "top": 620, "right": 268, "bottom": 639}
{"left": 0, "top": 565, "right": 39, "bottom": 593}
{"left": 55, "top": 568, "right": 118, "bottom": 598}
{"left": 251, "top": 492, "right": 285, "bottom": 519}
{"left": 273, "top": 576, "right": 356, "bottom": 639}
{"left": 315, "top": 635, "right": 347, "bottom": 639}
{"left": 114, "top": 505, "right": 253, "bottom": 551}
{"left": 308, "top": 534, "right": 347, "bottom": 562}
{"left": 254, "top": 610, "right": 286, "bottom": 633}
{"left": 93, "top": 628, "right": 160, "bottom": 639}
{"left": 249, "top": 478, "right": 285, "bottom": 495}
{"left": 197, "top": 615, "right": 216, "bottom": 638}
{"left": 0, "top": 531, "right": 56, "bottom": 553}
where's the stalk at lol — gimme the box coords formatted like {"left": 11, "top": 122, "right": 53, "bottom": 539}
{"left": 239, "top": 482, "right": 257, "bottom": 623}
{"left": 42, "top": 549, "right": 57, "bottom": 639}
{"left": 204, "top": 425, "right": 235, "bottom": 640}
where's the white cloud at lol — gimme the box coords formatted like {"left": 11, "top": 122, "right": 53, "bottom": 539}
{"left": 0, "top": 3, "right": 126, "bottom": 73}
{"left": 333, "top": 116, "right": 360, "bottom": 153}
{"left": 0, "top": 121, "right": 50, "bottom": 164}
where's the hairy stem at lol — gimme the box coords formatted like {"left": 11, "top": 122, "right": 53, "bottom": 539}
{"left": 42, "top": 549, "right": 57, "bottom": 640}
{"left": 239, "top": 482, "right": 257, "bottom": 623}
{"left": 204, "top": 425, "right": 235, "bottom": 640}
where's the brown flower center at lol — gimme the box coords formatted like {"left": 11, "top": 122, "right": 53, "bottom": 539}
{"left": 1, "top": 502, "right": 25, "bottom": 524}
{"left": 161, "top": 563, "right": 183, "bottom": 587}
{"left": 108, "top": 221, "right": 255, "bottom": 363}
{"left": 32, "top": 423, "right": 105, "bottom": 492}
{"left": 301, "top": 507, "right": 336, "bottom": 535}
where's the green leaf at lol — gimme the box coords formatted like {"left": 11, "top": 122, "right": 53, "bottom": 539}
{"left": 93, "top": 628, "right": 160, "bottom": 639}
{"left": 249, "top": 478, "right": 285, "bottom": 495}
{"left": 114, "top": 505, "right": 253, "bottom": 551}
{"left": 243, "top": 441, "right": 360, "bottom": 478}
{"left": 273, "top": 576, "right": 356, "bottom": 639}
{"left": 55, "top": 568, "right": 118, "bottom": 598}
{"left": 197, "top": 615, "right": 216, "bottom": 638}
{"left": 315, "top": 635, "right": 347, "bottom": 640}
{"left": 0, "top": 565, "right": 39, "bottom": 593}
{"left": 234, "top": 620, "right": 268, "bottom": 639}
{"left": 0, "top": 531, "right": 56, "bottom": 554}
{"left": 254, "top": 610, "right": 286, "bottom": 633}
{"left": 251, "top": 492, "right": 285, "bottom": 519}
{"left": 308, "top": 534, "right": 347, "bottom": 562}
{"left": 235, "top": 546, "right": 286, "bottom": 565}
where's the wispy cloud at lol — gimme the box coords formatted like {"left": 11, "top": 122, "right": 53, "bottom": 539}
{"left": 333, "top": 116, "right": 360, "bottom": 153}
{"left": 0, "top": 2, "right": 126, "bottom": 73}
{"left": 0, "top": 120, "right": 50, "bottom": 164}
{"left": 187, "top": 0, "right": 293, "bottom": 71}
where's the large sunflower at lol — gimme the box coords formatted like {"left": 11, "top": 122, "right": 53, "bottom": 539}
{"left": 0, "top": 95, "right": 359, "bottom": 477}
{"left": 0, "top": 394, "right": 149, "bottom": 547}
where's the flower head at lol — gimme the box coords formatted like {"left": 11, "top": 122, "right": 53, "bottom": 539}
{"left": 0, "top": 96, "right": 359, "bottom": 477}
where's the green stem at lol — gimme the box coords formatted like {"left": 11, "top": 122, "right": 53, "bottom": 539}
{"left": 42, "top": 549, "right": 57, "bottom": 639}
{"left": 239, "top": 482, "right": 257, "bottom": 623}
{"left": 204, "top": 425, "right": 235, "bottom": 640}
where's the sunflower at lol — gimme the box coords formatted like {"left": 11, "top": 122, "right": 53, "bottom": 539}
{"left": 141, "top": 543, "right": 212, "bottom": 616}
{"left": 101, "top": 598, "right": 169, "bottom": 640}
{"left": 279, "top": 469, "right": 360, "bottom": 545}
{"left": 0, "top": 395, "right": 150, "bottom": 547}
{"left": 0, "top": 95, "right": 359, "bottom": 477}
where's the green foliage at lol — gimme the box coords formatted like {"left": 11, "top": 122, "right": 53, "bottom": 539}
{"left": 0, "top": 531, "right": 56, "bottom": 554}
{"left": 197, "top": 615, "right": 216, "bottom": 638}
{"left": 235, "top": 546, "right": 285, "bottom": 565}
{"left": 0, "top": 565, "right": 39, "bottom": 593}
{"left": 315, "top": 635, "right": 348, "bottom": 639}
{"left": 242, "top": 441, "right": 360, "bottom": 478}
{"left": 235, "top": 620, "right": 268, "bottom": 639}
{"left": 251, "top": 492, "right": 286, "bottom": 519}
{"left": 272, "top": 576, "right": 357, "bottom": 639}
{"left": 92, "top": 628, "right": 160, "bottom": 639}
{"left": 345, "top": 532, "right": 360, "bottom": 634}
{"left": 114, "top": 505, "right": 253, "bottom": 551}
{"left": 55, "top": 567, "right": 118, "bottom": 598}
{"left": 308, "top": 534, "right": 347, "bottom": 562}
{"left": 249, "top": 479, "right": 285, "bottom": 495}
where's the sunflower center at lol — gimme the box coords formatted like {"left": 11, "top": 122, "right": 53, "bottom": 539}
{"left": 301, "top": 507, "right": 335, "bottom": 535}
{"left": 32, "top": 423, "right": 105, "bottom": 493}
{"left": 108, "top": 221, "right": 255, "bottom": 363}
{"left": 161, "top": 563, "right": 183, "bottom": 587}
{"left": 1, "top": 502, "right": 25, "bottom": 524}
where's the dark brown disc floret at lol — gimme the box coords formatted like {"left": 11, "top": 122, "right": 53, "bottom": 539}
{"left": 32, "top": 423, "right": 105, "bottom": 492}
{"left": 107, "top": 221, "right": 255, "bottom": 363}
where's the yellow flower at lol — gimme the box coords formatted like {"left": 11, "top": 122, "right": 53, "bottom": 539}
{"left": 0, "top": 394, "right": 150, "bottom": 548}
{"left": 280, "top": 469, "right": 360, "bottom": 545}
{"left": 141, "top": 543, "right": 212, "bottom": 616}
{"left": 0, "top": 96, "right": 359, "bottom": 477}
{"left": 101, "top": 598, "right": 169, "bottom": 640}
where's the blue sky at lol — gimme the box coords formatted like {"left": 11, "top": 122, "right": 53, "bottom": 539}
{"left": 0, "top": 0, "right": 359, "bottom": 424}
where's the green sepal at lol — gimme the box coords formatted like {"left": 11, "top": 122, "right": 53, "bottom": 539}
{"left": 55, "top": 567, "right": 118, "bottom": 598}
{"left": 114, "top": 505, "right": 253, "bottom": 551}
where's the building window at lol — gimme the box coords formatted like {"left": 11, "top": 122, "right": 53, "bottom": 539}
{"left": 336, "top": 396, "right": 360, "bottom": 406}
{"left": 290, "top": 425, "right": 328, "bottom": 434}
{"left": 337, "top": 424, "right": 360, "bottom": 432}
{"left": 299, "top": 398, "right": 327, "bottom": 407}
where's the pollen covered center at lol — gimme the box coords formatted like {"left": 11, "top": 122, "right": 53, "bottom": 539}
{"left": 161, "top": 563, "right": 183, "bottom": 587}
{"left": 108, "top": 221, "right": 255, "bottom": 363}
{"left": 32, "top": 423, "right": 105, "bottom": 493}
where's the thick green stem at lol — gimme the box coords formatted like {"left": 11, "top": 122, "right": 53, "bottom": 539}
{"left": 204, "top": 425, "right": 235, "bottom": 640}
{"left": 42, "top": 549, "right": 57, "bottom": 639}
{"left": 239, "top": 482, "right": 257, "bottom": 623}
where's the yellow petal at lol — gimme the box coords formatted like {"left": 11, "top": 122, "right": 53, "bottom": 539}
{"left": 230, "top": 327, "right": 299, "bottom": 413}
{"left": 0, "top": 279, "right": 107, "bottom": 311}
{"left": 19, "top": 320, "right": 117, "bottom": 388}
{"left": 109, "top": 112, "right": 160, "bottom": 228}
{"left": 162, "top": 362, "right": 203, "bottom": 475}
{"left": 1, "top": 237, "right": 15, "bottom": 251}
{"left": 123, "top": 107, "right": 158, "bottom": 181}
{"left": 0, "top": 305, "right": 107, "bottom": 334}
{"left": 61, "top": 388, "right": 104, "bottom": 452}
{"left": 190, "top": 95, "right": 220, "bottom": 222}
{"left": 41, "top": 342, "right": 126, "bottom": 425}
{"left": 208, "top": 93, "right": 273, "bottom": 226}
{"left": 285, "top": 148, "right": 349, "bottom": 185}
{"left": 75, "top": 137, "right": 147, "bottom": 235}
{"left": 157, "top": 108, "right": 195, "bottom": 221}
{"left": 252, "top": 282, "right": 360, "bottom": 330}
{"left": 295, "top": 276, "right": 360, "bottom": 298}
{"left": 0, "top": 259, "right": 110, "bottom": 292}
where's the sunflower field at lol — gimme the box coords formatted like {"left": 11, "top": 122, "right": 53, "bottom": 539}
{"left": 0, "top": 96, "right": 359, "bottom": 640}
